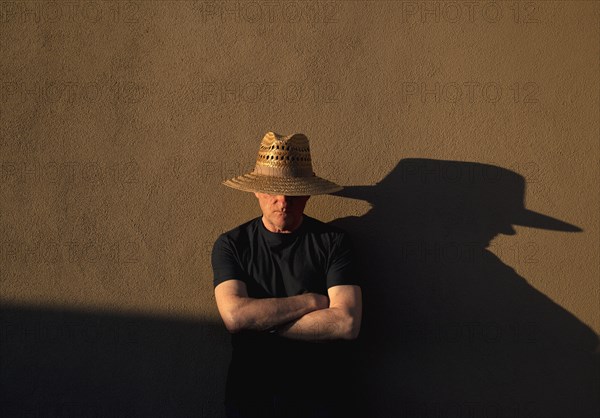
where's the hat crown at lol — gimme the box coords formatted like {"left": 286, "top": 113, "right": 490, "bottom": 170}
{"left": 254, "top": 132, "right": 313, "bottom": 177}
{"left": 221, "top": 131, "right": 342, "bottom": 196}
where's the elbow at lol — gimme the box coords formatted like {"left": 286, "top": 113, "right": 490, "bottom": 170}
{"left": 343, "top": 314, "right": 361, "bottom": 340}
{"left": 222, "top": 310, "right": 245, "bottom": 334}
{"left": 224, "top": 321, "right": 241, "bottom": 334}
{"left": 348, "top": 320, "right": 361, "bottom": 340}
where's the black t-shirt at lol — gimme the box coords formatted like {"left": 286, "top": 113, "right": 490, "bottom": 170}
{"left": 211, "top": 215, "right": 359, "bottom": 403}
{"left": 212, "top": 215, "right": 357, "bottom": 296}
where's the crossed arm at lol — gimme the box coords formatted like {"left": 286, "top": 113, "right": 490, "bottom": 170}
{"left": 214, "top": 280, "right": 362, "bottom": 341}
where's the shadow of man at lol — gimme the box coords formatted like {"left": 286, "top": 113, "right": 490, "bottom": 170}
{"left": 330, "top": 158, "right": 599, "bottom": 418}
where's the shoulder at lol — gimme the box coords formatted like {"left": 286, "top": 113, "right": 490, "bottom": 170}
{"left": 303, "top": 215, "right": 348, "bottom": 235}
{"left": 303, "top": 216, "right": 352, "bottom": 249}
{"left": 214, "top": 217, "right": 260, "bottom": 246}
{"left": 219, "top": 217, "right": 260, "bottom": 238}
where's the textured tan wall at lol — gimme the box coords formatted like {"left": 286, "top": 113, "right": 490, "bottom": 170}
{"left": 1, "top": 1, "right": 598, "bottom": 416}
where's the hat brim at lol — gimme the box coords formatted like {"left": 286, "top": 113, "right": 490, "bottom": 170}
{"left": 513, "top": 209, "right": 582, "bottom": 232}
{"left": 223, "top": 173, "right": 343, "bottom": 196}
{"left": 333, "top": 186, "right": 582, "bottom": 232}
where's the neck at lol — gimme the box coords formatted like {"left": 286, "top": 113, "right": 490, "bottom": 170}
{"left": 261, "top": 215, "right": 304, "bottom": 233}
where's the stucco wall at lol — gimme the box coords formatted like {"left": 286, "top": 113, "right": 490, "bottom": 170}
{"left": 1, "top": 1, "right": 598, "bottom": 417}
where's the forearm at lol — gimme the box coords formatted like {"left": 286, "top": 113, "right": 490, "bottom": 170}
{"left": 226, "top": 293, "right": 324, "bottom": 333}
{"left": 278, "top": 306, "right": 359, "bottom": 341}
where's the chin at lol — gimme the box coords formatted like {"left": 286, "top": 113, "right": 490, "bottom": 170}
{"left": 279, "top": 219, "right": 294, "bottom": 228}
{"left": 274, "top": 216, "right": 296, "bottom": 229}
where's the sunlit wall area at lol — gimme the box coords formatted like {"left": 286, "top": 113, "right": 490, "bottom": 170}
{"left": 1, "top": 2, "right": 598, "bottom": 417}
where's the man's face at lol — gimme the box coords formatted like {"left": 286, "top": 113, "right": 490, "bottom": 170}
{"left": 254, "top": 192, "right": 310, "bottom": 233}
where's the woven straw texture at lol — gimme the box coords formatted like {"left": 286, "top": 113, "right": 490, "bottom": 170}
{"left": 223, "top": 132, "right": 342, "bottom": 195}
{"left": 224, "top": 173, "right": 342, "bottom": 196}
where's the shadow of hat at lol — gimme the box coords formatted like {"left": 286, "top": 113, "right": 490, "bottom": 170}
{"left": 334, "top": 159, "right": 581, "bottom": 232}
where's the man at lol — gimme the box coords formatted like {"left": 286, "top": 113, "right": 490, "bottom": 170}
{"left": 211, "top": 131, "right": 362, "bottom": 418}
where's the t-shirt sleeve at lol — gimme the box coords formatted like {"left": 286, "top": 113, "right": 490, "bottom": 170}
{"left": 326, "top": 232, "right": 359, "bottom": 288}
{"left": 211, "top": 235, "right": 246, "bottom": 288}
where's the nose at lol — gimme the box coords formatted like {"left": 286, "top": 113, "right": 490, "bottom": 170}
{"left": 274, "top": 195, "right": 298, "bottom": 210}
{"left": 274, "top": 195, "right": 292, "bottom": 205}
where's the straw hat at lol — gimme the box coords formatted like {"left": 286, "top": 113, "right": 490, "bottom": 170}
{"left": 223, "top": 132, "right": 342, "bottom": 196}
